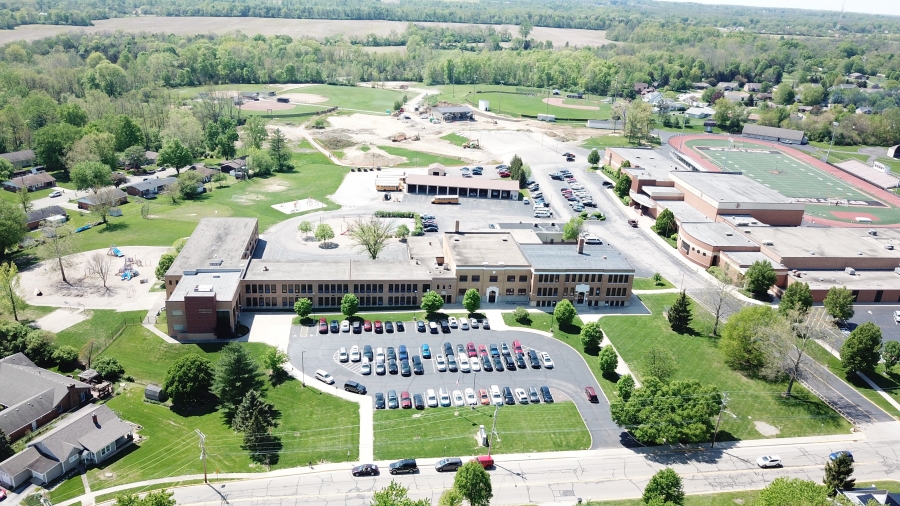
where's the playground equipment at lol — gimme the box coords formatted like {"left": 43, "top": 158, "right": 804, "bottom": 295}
{"left": 117, "top": 255, "right": 142, "bottom": 281}
{"left": 108, "top": 245, "right": 124, "bottom": 257}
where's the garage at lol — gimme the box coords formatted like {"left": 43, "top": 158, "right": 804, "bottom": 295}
{"left": 404, "top": 174, "right": 519, "bottom": 200}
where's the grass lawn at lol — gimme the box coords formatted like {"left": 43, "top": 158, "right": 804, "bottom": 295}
{"left": 825, "top": 150, "right": 871, "bottom": 163}
{"left": 465, "top": 91, "right": 612, "bottom": 120}
{"left": 581, "top": 134, "right": 637, "bottom": 150}
{"left": 281, "top": 84, "right": 406, "bottom": 113}
{"left": 373, "top": 403, "right": 589, "bottom": 460}
{"left": 54, "top": 310, "right": 147, "bottom": 350}
{"left": 441, "top": 133, "right": 470, "bottom": 146}
{"left": 632, "top": 276, "right": 675, "bottom": 291}
{"left": 376, "top": 145, "right": 466, "bottom": 167}
{"left": 589, "top": 490, "right": 761, "bottom": 506}
{"left": 805, "top": 342, "right": 900, "bottom": 420}
{"left": 0, "top": 186, "right": 54, "bottom": 204}
{"left": 47, "top": 474, "right": 86, "bottom": 503}
{"left": 599, "top": 294, "right": 851, "bottom": 441}
{"left": 877, "top": 157, "right": 900, "bottom": 174}
{"left": 0, "top": 304, "right": 56, "bottom": 324}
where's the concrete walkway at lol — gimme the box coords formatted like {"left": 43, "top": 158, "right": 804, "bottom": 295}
{"left": 142, "top": 323, "right": 178, "bottom": 344}
{"left": 33, "top": 308, "right": 87, "bottom": 333}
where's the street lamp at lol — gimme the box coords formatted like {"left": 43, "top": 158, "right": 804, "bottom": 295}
{"left": 499, "top": 81, "right": 504, "bottom": 115}
{"left": 825, "top": 121, "right": 840, "bottom": 163}
{"left": 473, "top": 75, "right": 477, "bottom": 95}
{"left": 487, "top": 403, "right": 501, "bottom": 456}
{"left": 301, "top": 350, "right": 306, "bottom": 387}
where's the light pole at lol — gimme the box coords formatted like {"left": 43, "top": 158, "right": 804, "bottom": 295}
{"left": 825, "top": 121, "right": 840, "bottom": 163}
{"left": 499, "top": 81, "right": 503, "bottom": 115}
{"left": 473, "top": 75, "right": 477, "bottom": 95}
{"left": 487, "top": 403, "right": 501, "bottom": 456}
{"left": 301, "top": 350, "right": 306, "bottom": 387}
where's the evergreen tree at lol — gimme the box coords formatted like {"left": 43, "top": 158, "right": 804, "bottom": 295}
{"left": 213, "top": 343, "right": 265, "bottom": 420}
{"left": 823, "top": 453, "right": 855, "bottom": 497}
{"left": 667, "top": 290, "right": 692, "bottom": 333}
{"left": 269, "top": 128, "right": 292, "bottom": 172}
{"left": 231, "top": 390, "right": 279, "bottom": 464}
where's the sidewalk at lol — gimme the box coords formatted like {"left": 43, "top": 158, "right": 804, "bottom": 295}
{"left": 815, "top": 339, "right": 900, "bottom": 414}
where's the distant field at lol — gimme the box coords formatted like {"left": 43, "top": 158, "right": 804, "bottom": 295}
{"left": 281, "top": 84, "right": 406, "bottom": 113}
{"left": 440, "top": 89, "right": 611, "bottom": 120}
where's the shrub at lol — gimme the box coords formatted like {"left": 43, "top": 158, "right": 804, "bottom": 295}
{"left": 513, "top": 306, "right": 529, "bottom": 323}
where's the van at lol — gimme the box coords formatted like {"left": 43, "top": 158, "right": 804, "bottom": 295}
{"left": 344, "top": 380, "right": 367, "bottom": 395}
{"left": 472, "top": 455, "right": 495, "bottom": 469}
{"left": 435, "top": 458, "right": 463, "bottom": 472}
{"left": 314, "top": 369, "right": 334, "bottom": 384}
{"left": 533, "top": 209, "right": 551, "bottom": 218}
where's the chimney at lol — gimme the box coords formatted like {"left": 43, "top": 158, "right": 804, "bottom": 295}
{"left": 92, "top": 414, "right": 99, "bottom": 426}
{"left": 455, "top": 220, "right": 460, "bottom": 233}
{"left": 577, "top": 238, "right": 585, "bottom": 255}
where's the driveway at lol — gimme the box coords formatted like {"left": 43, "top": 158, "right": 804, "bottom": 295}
{"left": 287, "top": 321, "right": 624, "bottom": 449}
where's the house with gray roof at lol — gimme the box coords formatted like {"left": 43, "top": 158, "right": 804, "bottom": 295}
{"left": 0, "top": 149, "right": 35, "bottom": 169}
{"left": 0, "top": 353, "right": 92, "bottom": 443}
{"left": 123, "top": 177, "right": 177, "bottom": 198}
{"left": 2, "top": 171, "right": 56, "bottom": 192}
{"left": 0, "top": 404, "right": 133, "bottom": 489}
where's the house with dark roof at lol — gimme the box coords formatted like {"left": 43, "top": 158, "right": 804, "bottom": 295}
{"left": 25, "top": 205, "right": 67, "bottom": 230}
{"left": 633, "top": 82, "right": 649, "bottom": 94}
{"left": 716, "top": 81, "right": 739, "bottom": 91}
{"left": 0, "top": 404, "right": 133, "bottom": 489}
{"left": 123, "top": 177, "right": 177, "bottom": 198}
{"left": 0, "top": 150, "right": 35, "bottom": 169}
{"left": 2, "top": 172, "right": 56, "bottom": 193}
{"left": 190, "top": 165, "right": 221, "bottom": 183}
{"left": 0, "top": 353, "right": 92, "bottom": 443}
{"left": 219, "top": 159, "right": 246, "bottom": 174}
{"left": 76, "top": 188, "right": 128, "bottom": 210}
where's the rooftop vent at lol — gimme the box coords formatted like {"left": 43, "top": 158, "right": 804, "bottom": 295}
{"left": 209, "top": 259, "right": 223, "bottom": 266}
{"left": 857, "top": 252, "right": 863, "bottom": 255}
{"left": 809, "top": 251, "right": 815, "bottom": 255}
{"left": 886, "top": 244, "right": 894, "bottom": 250}
{"left": 725, "top": 232, "right": 733, "bottom": 236}
{"left": 763, "top": 241, "right": 774, "bottom": 246}
{"left": 845, "top": 267, "right": 856, "bottom": 275}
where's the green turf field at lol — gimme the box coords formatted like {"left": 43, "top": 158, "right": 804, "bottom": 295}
{"left": 280, "top": 84, "right": 407, "bottom": 113}
{"left": 470, "top": 91, "right": 611, "bottom": 120}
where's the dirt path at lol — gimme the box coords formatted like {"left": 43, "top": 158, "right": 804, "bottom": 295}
{"left": 543, "top": 97, "right": 599, "bottom": 111}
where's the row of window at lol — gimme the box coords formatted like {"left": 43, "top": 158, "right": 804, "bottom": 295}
{"left": 607, "top": 287, "right": 627, "bottom": 297}
{"left": 243, "top": 283, "right": 425, "bottom": 295}
{"left": 458, "top": 274, "right": 529, "bottom": 283}
{"left": 536, "top": 273, "right": 631, "bottom": 284}
{"left": 246, "top": 284, "right": 315, "bottom": 294}
{"left": 536, "top": 299, "right": 626, "bottom": 307}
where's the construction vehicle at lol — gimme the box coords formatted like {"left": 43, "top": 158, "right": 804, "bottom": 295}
{"left": 462, "top": 140, "right": 480, "bottom": 149}
{"left": 391, "top": 133, "right": 407, "bottom": 142}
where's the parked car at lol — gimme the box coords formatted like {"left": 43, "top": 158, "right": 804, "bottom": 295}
{"left": 472, "top": 455, "right": 494, "bottom": 469}
{"left": 364, "top": 320, "right": 373, "bottom": 332}
{"left": 528, "top": 386, "right": 540, "bottom": 403}
{"left": 49, "top": 190, "right": 63, "bottom": 198}
{"left": 319, "top": 318, "right": 328, "bottom": 334}
{"left": 460, "top": 318, "right": 469, "bottom": 330}
{"left": 435, "top": 458, "right": 463, "bottom": 472}
{"left": 756, "top": 455, "right": 781, "bottom": 468}
{"left": 400, "top": 359, "right": 411, "bottom": 376}
{"left": 514, "top": 388, "right": 528, "bottom": 404}
{"left": 540, "top": 386, "right": 554, "bottom": 403}
{"left": 541, "top": 352, "right": 554, "bottom": 369}
{"left": 375, "top": 320, "right": 384, "bottom": 333}
{"left": 429, "top": 321, "right": 439, "bottom": 334}
{"left": 439, "top": 387, "right": 452, "bottom": 407}
{"left": 344, "top": 381, "right": 366, "bottom": 395}
{"left": 361, "top": 360, "right": 371, "bottom": 375}
{"left": 421, "top": 343, "right": 432, "bottom": 358}
{"left": 448, "top": 317, "right": 458, "bottom": 328}
{"left": 417, "top": 320, "right": 427, "bottom": 332}
{"left": 339, "top": 347, "right": 349, "bottom": 362}
{"left": 413, "top": 393, "right": 425, "bottom": 410}
{"left": 352, "top": 464, "right": 379, "bottom": 476}
{"left": 412, "top": 355, "right": 424, "bottom": 375}
{"left": 398, "top": 344, "right": 408, "bottom": 361}
{"left": 330, "top": 320, "right": 339, "bottom": 333}
{"left": 500, "top": 342, "right": 511, "bottom": 356}
{"left": 426, "top": 389, "right": 438, "bottom": 407}
{"left": 385, "top": 321, "right": 394, "bottom": 333}
{"left": 493, "top": 356, "right": 504, "bottom": 372}
{"left": 387, "top": 347, "right": 396, "bottom": 361}
{"left": 453, "top": 389, "right": 465, "bottom": 406}
{"left": 400, "top": 391, "right": 412, "bottom": 409}
{"left": 502, "top": 386, "right": 515, "bottom": 405}
{"left": 352, "top": 321, "right": 362, "bottom": 334}
{"left": 479, "top": 388, "right": 490, "bottom": 405}
{"left": 396, "top": 321, "right": 405, "bottom": 332}
{"left": 389, "top": 459, "right": 418, "bottom": 475}
{"left": 375, "top": 392, "right": 386, "bottom": 409}
{"left": 490, "top": 385, "right": 503, "bottom": 406}
{"left": 483, "top": 319, "right": 491, "bottom": 330}
{"left": 387, "top": 390, "right": 399, "bottom": 409}
{"left": 528, "top": 349, "right": 541, "bottom": 368}
{"left": 375, "top": 360, "right": 386, "bottom": 375}
{"left": 315, "top": 369, "right": 335, "bottom": 384}
{"left": 465, "top": 388, "right": 477, "bottom": 406}
{"left": 481, "top": 355, "right": 493, "bottom": 372}
{"left": 447, "top": 354, "right": 458, "bottom": 372}
{"left": 363, "top": 345, "right": 373, "bottom": 362}
{"left": 436, "top": 354, "right": 447, "bottom": 372}
{"left": 584, "top": 386, "right": 599, "bottom": 403}
{"left": 340, "top": 320, "right": 350, "bottom": 333}
{"left": 504, "top": 354, "right": 516, "bottom": 370}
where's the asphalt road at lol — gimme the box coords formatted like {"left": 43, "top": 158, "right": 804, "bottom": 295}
{"left": 842, "top": 305, "right": 900, "bottom": 343}
{"left": 287, "top": 321, "right": 623, "bottom": 450}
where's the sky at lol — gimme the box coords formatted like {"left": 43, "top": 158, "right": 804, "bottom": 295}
{"left": 658, "top": 0, "right": 900, "bottom": 17}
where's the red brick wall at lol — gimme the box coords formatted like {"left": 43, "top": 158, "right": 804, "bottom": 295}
{"left": 184, "top": 293, "right": 217, "bottom": 334}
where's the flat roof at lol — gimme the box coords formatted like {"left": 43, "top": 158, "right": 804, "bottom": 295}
{"left": 243, "top": 259, "right": 435, "bottom": 281}
{"left": 505, "top": 229, "right": 543, "bottom": 245}
{"left": 720, "top": 251, "right": 786, "bottom": 270}
{"left": 742, "top": 124, "right": 805, "bottom": 141}
{"left": 611, "top": 147, "right": 679, "bottom": 180}
{"left": 681, "top": 222, "right": 759, "bottom": 248}
{"left": 432, "top": 106, "right": 472, "bottom": 114}
{"left": 642, "top": 186, "right": 683, "bottom": 198}
{"left": 751, "top": 227, "right": 900, "bottom": 261}
{"left": 495, "top": 222, "right": 562, "bottom": 233}
{"left": 406, "top": 236, "right": 445, "bottom": 263}
{"left": 405, "top": 174, "right": 519, "bottom": 192}
{"left": 670, "top": 171, "right": 800, "bottom": 206}
{"left": 168, "top": 271, "right": 242, "bottom": 302}
{"left": 657, "top": 201, "right": 711, "bottom": 223}
{"left": 520, "top": 243, "right": 634, "bottom": 272}
{"left": 167, "top": 218, "right": 257, "bottom": 276}
{"left": 792, "top": 270, "right": 900, "bottom": 291}
{"left": 444, "top": 232, "right": 530, "bottom": 267}
{"left": 719, "top": 214, "right": 770, "bottom": 227}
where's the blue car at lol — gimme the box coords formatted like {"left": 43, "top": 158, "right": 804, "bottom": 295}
{"left": 421, "top": 344, "right": 431, "bottom": 359}
{"left": 829, "top": 451, "right": 853, "bottom": 462}
{"left": 399, "top": 345, "right": 408, "bottom": 361}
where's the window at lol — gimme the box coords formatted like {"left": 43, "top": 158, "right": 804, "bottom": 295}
{"left": 519, "top": 275, "right": 528, "bottom": 283}
{"left": 378, "top": 284, "right": 383, "bottom": 293}
{"left": 171, "top": 310, "right": 183, "bottom": 316}
{"left": 459, "top": 275, "right": 468, "bottom": 283}
{"left": 458, "top": 288, "right": 466, "bottom": 296}
{"left": 489, "top": 276, "right": 498, "bottom": 282}
{"left": 518, "top": 288, "right": 527, "bottom": 296}
{"left": 173, "top": 325, "right": 184, "bottom": 331}
{"left": 578, "top": 274, "right": 583, "bottom": 283}
{"left": 168, "top": 280, "right": 172, "bottom": 286}
{"left": 565, "top": 274, "right": 570, "bottom": 283}
{"left": 245, "top": 285, "right": 251, "bottom": 293}
{"left": 507, "top": 275, "right": 515, "bottom": 282}
{"left": 318, "top": 284, "right": 324, "bottom": 293}
{"left": 472, "top": 275, "right": 481, "bottom": 282}
{"left": 264, "top": 285, "right": 270, "bottom": 294}
{"left": 505, "top": 288, "right": 514, "bottom": 295}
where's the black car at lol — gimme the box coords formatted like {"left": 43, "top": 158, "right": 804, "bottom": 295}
{"left": 352, "top": 464, "right": 379, "bottom": 476}
{"left": 504, "top": 354, "right": 516, "bottom": 370}
{"left": 439, "top": 320, "right": 450, "bottom": 333}
{"left": 447, "top": 354, "right": 458, "bottom": 372}
{"left": 515, "top": 353, "right": 527, "bottom": 370}
{"left": 493, "top": 356, "right": 504, "bottom": 372}
{"left": 412, "top": 355, "right": 424, "bottom": 375}
{"left": 387, "top": 347, "right": 397, "bottom": 361}
{"left": 375, "top": 392, "right": 386, "bottom": 409}
{"left": 417, "top": 320, "right": 426, "bottom": 332}
{"left": 601, "top": 181, "right": 614, "bottom": 188}
{"left": 344, "top": 381, "right": 367, "bottom": 395}
{"left": 352, "top": 321, "right": 362, "bottom": 334}
{"left": 443, "top": 342, "right": 454, "bottom": 355}
{"left": 387, "top": 390, "right": 399, "bottom": 409}
{"left": 396, "top": 321, "right": 405, "bottom": 332}
{"left": 330, "top": 320, "right": 339, "bottom": 333}
{"left": 389, "top": 459, "right": 418, "bottom": 475}
{"left": 413, "top": 393, "right": 425, "bottom": 410}
{"left": 423, "top": 226, "right": 439, "bottom": 232}
{"left": 496, "top": 164, "right": 509, "bottom": 170}
{"left": 363, "top": 345, "right": 374, "bottom": 362}
{"left": 540, "top": 386, "right": 554, "bottom": 403}
{"left": 528, "top": 349, "right": 541, "bottom": 368}
{"left": 400, "top": 359, "right": 411, "bottom": 376}
{"left": 385, "top": 321, "right": 394, "bottom": 333}
{"left": 388, "top": 359, "right": 398, "bottom": 375}
{"left": 481, "top": 355, "right": 493, "bottom": 372}
{"left": 502, "top": 387, "right": 515, "bottom": 405}
{"left": 435, "top": 458, "right": 463, "bottom": 472}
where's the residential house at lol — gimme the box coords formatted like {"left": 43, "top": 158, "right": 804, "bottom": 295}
{"left": 2, "top": 172, "right": 56, "bottom": 193}
{"left": 0, "top": 353, "right": 92, "bottom": 443}
{"left": 190, "top": 165, "right": 221, "bottom": 183}
{"left": 685, "top": 107, "right": 715, "bottom": 119}
{"left": 839, "top": 487, "right": 900, "bottom": 505}
{"left": 76, "top": 188, "right": 129, "bottom": 210}
{"left": 716, "top": 81, "right": 739, "bottom": 91}
{"left": 219, "top": 159, "right": 247, "bottom": 174}
{"left": 848, "top": 72, "right": 868, "bottom": 81}
{"left": 724, "top": 91, "right": 751, "bottom": 103}
{"left": 633, "top": 82, "right": 649, "bottom": 94}
{"left": 0, "top": 405, "right": 133, "bottom": 489}
{"left": 123, "top": 177, "right": 177, "bottom": 198}
{"left": 857, "top": 107, "right": 874, "bottom": 115}
{"left": 756, "top": 92, "right": 773, "bottom": 101}
{"left": 0, "top": 150, "right": 35, "bottom": 169}
{"left": 744, "top": 83, "right": 762, "bottom": 92}
{"left": 692, "top": 82, "right": 711, "bottom": 90}
{"left": 643, "top": 91, "right": 663, "bottom": 105}
{"left": 25, "top": 205, "right": 67, "bottom": 230}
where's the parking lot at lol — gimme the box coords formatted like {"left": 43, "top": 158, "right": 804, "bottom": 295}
{"left": 286, "top": 319, "right": 625, "bottom": 449}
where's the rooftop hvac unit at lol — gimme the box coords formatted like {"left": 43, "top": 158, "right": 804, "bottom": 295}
{"left": 845, "top": 267, "right": 856, "bottom": 275}
{"left": 895, "top": 267, "right": 900, "bottom": 275}
{"left": 886, "top": 244, "right": 895, "bottom": 250}
{"left": 762, "top": 241, "right": 774, "bottom": 246}
{"left": 868, "top": 229, "right": 878, "bottom": 236}
{"left": 809, "top": 251, "right": 816, "bottom": 255}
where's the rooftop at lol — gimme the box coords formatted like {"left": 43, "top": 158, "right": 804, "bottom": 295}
{"left": 444, "top": 232, "right": 530, "bottom": 267}
{"left": 657, "top": 201, "right": 711, "bottom": 224}
{"left": 642, "top": 186, "right": 683, "bottom": 198}
{"left": 742, "top": 124, "right": 806, "bottom": 141}
{"left": 611, "top": 147, "right": 680, "bottom": 180}
{"left": 168, "top": 271, "right": 243, "bottom": 302}
{"left": 791, "top": 269, "right": 900, "bottom": 292}
{"left": 720, "top": 251, "right": 787, "bottom": 271}
{"left": 753, "top": 227, "right": 900, "bottom": 261}
{"left": 670, "top": 171, "right": 800, "bottom": 207}
{"left": 124, "top": 177, "right": 177, "bottom": 192}
{"left": 719, "top": 214, "right": 770, "bottom": 228}
{"left": 405, "top": 174, "right": 519, "bottom": 192}
{"left": 432, "top": 106, "right": 472, "bottom": 114}
{"left": 167, "top": 218, "right": 258, "bottom": 276}
{"left": 243, "top": 258, "right": 436, "bottom": 281}
{"left": 3, "top": 172, "right": 55, "bottom": 187}
{"left": 680, "top": 222, "right": 760, "bottom": 248}
{"left": 495, "top": 222, "right": 562, "bottom": 233}
{"left": 520, "top": 243, "right": 634, "bottom": 272}
{"left": 26, "top": 205, "right": 67, "bottom": 223}
{"left": 0, "top": 150, "right": 35, "bottom": 164}
{"left": 406, "top": 236, "right": 445, "bottom": 263}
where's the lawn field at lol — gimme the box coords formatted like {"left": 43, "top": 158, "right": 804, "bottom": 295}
{"left": 376, "top": 145, "right": 466, "bottom": 167}
{"left": 281, "top": 84, "right": 406, "bottom": 113}
{"left": 599, "top": 293, "right": 851, "bottom": 441}
{"left": 466, "top": 91, "right": 612, "bottom": 120}
{"left": 373, "top": 402, "right": 589, "bottom": 460}
{"left": 631, "top": 276, "right": 675, "bottom": 290}
{"left": 54, "top": 310, "right": 147, "bottom": 351}
{"left": 581, "top": 134, "right": 637, "bottom": 150}
{"left": 805, "top": 342, "right": 900, "bottom": 420}
{"left": 441, "top": 133, "right": 471, "bottom": 146}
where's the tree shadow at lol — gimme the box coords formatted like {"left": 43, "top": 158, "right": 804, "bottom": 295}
{"left": 558, "top": 322, "right": 581, "bottom": 335}
{"left": 170, "top": 399, "right": 220, "bottom": 418}
{"left": 602, "top": 371, "right": 621, "bottom": 382}
{"left": 96, "top": 221, "right": 129, "bottom": 233}
{"left": 269, "top": 368, "right": 290, "bottom": 387}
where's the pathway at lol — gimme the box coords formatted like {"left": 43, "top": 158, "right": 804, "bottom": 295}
{"left": 815, "top": 339, "right": 900, "bottom": 415}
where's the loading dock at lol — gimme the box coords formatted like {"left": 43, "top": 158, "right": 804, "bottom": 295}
{"left": 405, "top": 174, "right": 519, "bottom": 200}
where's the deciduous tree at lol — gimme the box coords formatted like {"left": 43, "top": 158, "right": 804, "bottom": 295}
{"left": 372, "top": 481, "right": 431, "bottom": 506}
{"left": 463, "top": 289, "right": 481, "bottom": 314}
{"left": 824, "top": 286, "right": 855, "bottom": 322}
{"left": 39, "top": 222, "right": 77, "bottom": 282}
{"left": 883, "top": 341, "right": 900, "bottom": 372}
{"left": 653, "top": 208, "right": 676, "bottom": 237}
{"left": 163, "top": 354, "right": 214, "bottom": 405}
{"left": 112, "top": 115, "right": 143, "bottom": 151}
{"left": 587, "top": 149, "right": 600, "bottom": 166}
{"left": 562, "top": 217, "right": 584, "bottom": 241}
{"left": 780, "top": 282, "right": 813, "bottom": 316}
{"left": 642, "top": 468, "right": 685, "bottom": 506}
{"left": 294, "top": 298, "right": 313, "bottom": 319}
{"left": 347, "top": 215, "right": 396, "bottom": 260}
{"left": 71, "top": 161, "right": 112, "bottom": 193}
{"left": 0, "top": 427, "right": 14, "bottom": 461}
{"left": 721, "top": 305, "right": 778, "bottom": 375}
{"left": 841, "top": 321, "right": 882, "bottom": 374}
{"left": 0, "top": 262, "right": 25, "bottom": 321}
{"left": 33, "top": 123, "right": 82, "bottom": 171}
{"left": 395, "top": 224, "right": 410, "bottom": 241}
{"left": 243, "top": 116, "right": 268, "bottom": 150}
{"left": 453, "top": 461, "right": 493, "bottom": 506}
{"left": 617, "top": 374, "right": 635, "bottom": 402}
{"left": 745, "top": 260, "right": 777, "bottom": 296}
{"left": 298, "top": 220, "right": 313, "bottom": 238}
{"left": 65, "top": 131, "right": 117, "bottom": 170}
{"left": 157, "top": 139, "right": 193, "bottom": 172}
{"left": 315, "top": 223, "right": 335, "bottom": 244}
{"left": 178, "top": 170, "right": 204, "bottom": 199}
{"left": 249, "top": 148, "right": 274, "bottom": 177}
{"left": 644, "top": 345, "right": 677, "bottom": 382}
{"left": 420, "top": 291, "right": 444, "bottom": 314}
{"left": 513, "top": 306, "right": 529, "bottom": 323}
{"left": 156, "top": 253, "right": 175, "bottom": 279}
{"left": 554, "top": 299, "right": 576, "bottom": 326}
{"left": 86, "top": 252, "right": 113, "bottom": 290}
{"left": 341, "top": 293, "right": 360, "bottom": 317}
{"left": 580, "top": 322, "right": 604, "bottom": 355}
{"left": 598, "top": 345, "right": 619, "bottom": 376}
{"left": 756, "top": 477, "right": 830, "bottom": 506}
{"left": 0, "top": 159, "right": 13, "bottom": 182}
{"left": 93, "top": 356, "right": 124, "bottom": 381}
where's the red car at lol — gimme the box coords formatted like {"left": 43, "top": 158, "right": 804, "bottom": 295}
{"left": 512, "top": 340, "right": 523, "bottom": 355}
{"left": 374, "top": 320, "right": 383, "bottom": 333}
{"left": 466, "top": 342, "right": 477, "bottom": 357}
{"left": 364, "top": 320, "right": 372, "bottom": 332}
{"left": 478, "top": 344, "right": 488, "bottom": 357}
{"left": 318, "top": 318, "right": 328, "bottom": 334}
{"left": 401, "top": 391, "right": 412, "bottom": 409}
{"left": 471, "top": 455, "right": 494, "bottom": 469}
{"left": 499, "top": 171, "right": 511, "bottom": 177}
{"left": 479, "top": 388, "right": 490, "bottom": 405}
{"left": 584, "top": 386, "right": 599, "bottom": 403}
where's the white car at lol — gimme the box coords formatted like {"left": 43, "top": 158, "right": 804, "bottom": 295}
{"left": 541, "top": 352, "right": 554, "bottom": 369}
{"left": 426, "top": 388, "right": 438, "bottom": 407}
{"left": 449, "top": 317, "right": 458, "bottom": 328}
{"left": 350, "top": 345, "right": 360, "bottom": 362}
{"left": 361, "top": 359, "right": 371, "bottom": 375}
{"left": 49, "top": 190, "right": 62, "bottom": 198}
{"left": 338, "top": 347, "right": 349, "bottom": 363}
{"left": 376, "top": 347, "right": 385, "bottom": 363}
{"left": 460, "top": 318, "right": 469, "bottom": 330}
{"left": 470, "top": 356, "right": 481, "bottom": 372}
{"left": 465, "top": 388, "right": 477, "bottom": 405}
{"left": 340, "top": 320, "right": 350, "bottom": 332}
{"left": 583, "top": 234, "right": 602, "bottom": 245}
{"left": 458, "top": 354, "right": 470, "bottom": 372}
{"left": 439, "top": 387, "right": 451, "bottom": 407}
{"left": 490, "top": 385, "right": 503, "bottom": 406}
{"left": 894, "top": 310, "right": 900, "bottom": 323}
{"left": 436, "top": 354, "right": 447, "bottom": 372}
{"left": 453, "top": 389, "right": 465, "bottom": 406}
{"left": 515, "top": 388, "right": 529, "bottom": 404}
{"left": 571, "top": 184, "right": 584, "bottom": 190}
{"left": 756, "top": 455, "right": 781, "bottom": 468}
{"left": 315, "top": 369, "right": 334, "bottom": 384}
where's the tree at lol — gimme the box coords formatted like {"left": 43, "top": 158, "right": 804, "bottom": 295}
{"left": 315, "top": 223, "right": 335, "bottom": 244}
{"left": 0, "top": 200, "right": 27, "bottom": 259}
{"left": 248, "top": 148, "right": 274, "bottom": 177}
{"left": 513, "top": 306, "right": 529, "bottom": 323}
{"left": 721, "top": 305, "right": 778, "bottom": 375}
{"left": 841, "top": 321, "right": 882, "bottom": 374}
{"left": 112, "top": 115, "right": 143, "bottom": 152}
{"left": 614, "top": 173, "right": 631, "bottom": 198}
{"left": 122, "top": 145, "right": 148, "bottom": 170}
{"left": 421, "top": 290, "right": 444, "bottom": 314}
{"left": 518, "top": 20, "right": 533, "bottom": 39}
{"left": 823, "top": 453, "right": 855, "bottom": 496}
{"left": 71, "top": 161, "right": 112, "bottom": 193}
{"left": 883, "top": 341, "right": 900, "bottom": 371}
{"left": 113, "top": 490, "right": 176, "bottom": 506}
{"left": 243, "top": 116, "right": 268, "bottom": 150}
{"left": 87, "top": 252, "right": 113, "bottom": 290}
{"left": 643, "top": 468, "right": 685, "bottom": 506}
{"left": 453, "top": 461, "right": 493, "bottom": 506}
{"left": 0, "top": 262, "right": 25, "bottom": 321}
{"left": 554, "top": 299, "right": 576, "bottom": 326}
{"left": 65, "top": 132, "right": 117, "bottom": 170}
{"left": 438, "top": 489, "right": 464, "bottom": 506}
{"left": 52, "top": 345, "right": 79, "bottom": 369}
{"left": 372, "top": 481, "right": 431, "bottom": 506}
{"left": 160, "top": 181, "right": 180, "bottom": 204}
{"left": 509, "top": 154, "right": 523, "bottom": 176}
{"left": 40, "top": 222, "right": 78, "bottom": 282}
{"left": 708, "top": 276, "right": 737, "bottom": 337}
{"left": 33, "top": 123, "right": 82, "bottom": 171}
{"left": 0, "top": 159, "right": 13, "bottom": 183}
{"left": 347, "top": 215, "right": 396, "bottom": 260}
{"left": 395, "top": 224, "right": 410, "bottom": 241}
{"left": 93, "top": 356, "right": 124, "bottom": 381}
{"left": 211, "top": 172, "right": 227, "bottom": 187}
{"left": 111, "top": 172, "right": 128, "bottom": 188}
{"left": 756, "top": 477, "right": 830, "bottom": 506}
{"left": 58, "top": 103, "right": 88, "bottom": 127}
{"left": 463, "top": 289, "right": 481, "bottom": 314}
{"left": 157, "top": 139, "right": 193, "bottom": 172}
{"left": 91, "top": 187, "right": 124, "bottom": 225}
{"left": 824, "top": 286, "right": 855, "bottom": 322}
{"left": 15, "top": 187, "right": 32, "bottom": 214}
{"left": 269, "top": 128, "right": 292, "bottom": 172}
{"left": 712, "top": 98, "right": 746, "bottom": 133}
{"left": 644, "top": 345, "right": 676, "bottom": 382}
{"left": 178, "top": 170, "right": 204, "bottom": 199}
{"left": 599, "top": 345, "right": 619, "bottom": 376}
{"left": 298, "top": 220, "right": 313, "bottom": 238}
{"left": 587, "top": 149, "right": 600, "bottom": 166}
{"left": 562, "top": 217, "right": 584, "bottom": 241}
{"left": 294, "top": 298, "right": 313, "bottom": 319}
{"left": 667, "top": 290, "right": 692, "bottom": 333}
{"left": 262, "top": 347, "right": 288, "bottom": 381}
{"left": 161, "top": 109, "right": 205, "bottom": 157}
{"left": 625, "top": 99, "right": 653, "bottom": 143}
{"left": 340, "top": 293, "right": 360, "bottom": 318}
{"left": 156, "top": 254, "right": 176, "bottom": 279}
{"left": 653, "top": 208, "right": 676, "bottom": 237}
{"left": 163, "top": 355, "right": 213, "bottom": 405}
{"left": 580, "top": 322, "right": 604, "bottom": 355}
{"left": 744, "top": 260, "right": 777, "bottom": 296}
{"left": 0, "top": 427, "right": 13, "bottom": 461}
{"left": 611, "top": 377, "right": 721, "bottom": 445}
{"left": 213, "top": 343, "right": 266, "bottom": 420}
{"left": 780, "top": 282, "right": 813, "bottom": 316}
{"left": 231, "top": 390, "right": 279, "bottom": 464}
{"left": 617, "top": 374, "right": 635, "bottom": 402}
{"left": 774, "top": 85, "right": 796, "bottom": 105}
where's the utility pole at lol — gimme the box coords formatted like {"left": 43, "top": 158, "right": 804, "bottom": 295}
{"left": 488, "top": 404, "right": 501, "bottom": 456}
{"left": 195, "top": 429, "right": 208, "bottom": 483}
{"left": 710, "top": 393, "right": 728, "bottom": 449}
{"left": 825, "top": 121, "right": 839, "bottom": 163}
{"left": 301, "top": 350, "right": 306, "bottom": 387}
